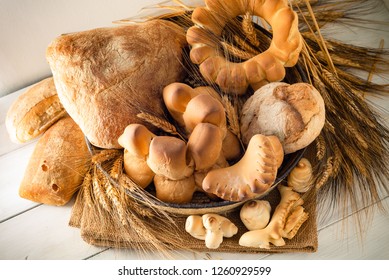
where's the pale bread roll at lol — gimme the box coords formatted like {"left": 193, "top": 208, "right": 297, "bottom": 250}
{"left": 46, "top": 20, "right": 187, "bottom": 149}
{"left": 6, "top": 77, "right": 66, "bottom": 143}
{"left": 240, "top": 82, "right": 325, "bottom": 154}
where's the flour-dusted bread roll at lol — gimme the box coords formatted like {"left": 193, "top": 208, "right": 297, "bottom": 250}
{"left": 46, "top": 20, "right": 187, "bottom": 149}
{"left": 6, "top": 77, "right": 66, "bottom": 143}
{"left": 240, "top": 82, "right": 325, "bottom": 154}
{"left": 19, "top": 117, "right": 91, "bottom": 206}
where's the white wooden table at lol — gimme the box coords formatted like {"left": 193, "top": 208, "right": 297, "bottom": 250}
{"left": 1, "top": 1, "right": 389, "bottom": 261}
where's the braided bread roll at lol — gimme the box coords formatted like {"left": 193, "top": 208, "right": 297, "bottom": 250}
{"left": 187, "top": 0, "right": 302, "bottom": 94}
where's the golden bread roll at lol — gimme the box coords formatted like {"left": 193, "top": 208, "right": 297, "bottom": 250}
{"left": 187, "top": 0, "right": 302, "bottom": 94}
{"left": 46, "top": 20, "right": 187, "bottom": 149}
{"left": 19, "top": 117, "right": 90, "bottom": 206}
{"left": 6, "top": 77, "right": 66, "bottom": 143}
{"left": 154, "top": 174, "right": 196, "bottom": 204}
{"left": 118, "top": 124, "right": 156, "bottom": 188}
{"left": 202, "top": 134, "right": 283, "bottom": 202}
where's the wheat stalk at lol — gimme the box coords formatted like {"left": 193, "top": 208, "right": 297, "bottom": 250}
{"left": 110, "top": 156, "right": 123, "bottom": 180}
{"left": 221, "top": 41, "right": 256, "bottom": 60}
{"left": 137, "top": 111, "right": 186, "bottom": 140}
{"left": 92, "top": 166, "right": 112, "bottom": 212}
{"left": 341, "top": 121, "right": 369, "bottom": 149}
{"left": 331, "top": 142, "right": 342, "bottom": 177}
{"left": 315, "top": 51, "right": 361, "bottom": 69}
{"left": 315, "top": 157, "right": 334, "bottom": 190}
{"left": 314, "top": 134, "right": 326, "bottom": 160}
{"left": 105, "top": 179, "right": 128, "bottom": 226}
{"left": 118, "top": 173, "right": 141, "bottom": 193}
{"left": 233, "top": 35, "right": 260, "bottom": 56}
{"left": 81, "top": 170, "right": 93, "bottom": 208}
{"left": 242, "top": 12, "right": 259, "bottom": 47}
{"left": 221, "top": 95, "right": 241, "bottom": 137}
{"left": 91, "top": 149, "right": 121, "bottom": 164}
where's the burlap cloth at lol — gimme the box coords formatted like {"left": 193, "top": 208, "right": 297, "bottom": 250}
{"left": 69, "top": 188, "right": 318, "bottom": 255}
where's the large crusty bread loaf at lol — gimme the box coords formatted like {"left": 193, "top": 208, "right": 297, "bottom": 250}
{"left": 6, "top": 77, "right": 66, "bottom": 143}
{"left": 46, "top": 20, "right": 187, "bottom": 149}
{"left": 19, "top": 117, "right": 90, "bottom": 206}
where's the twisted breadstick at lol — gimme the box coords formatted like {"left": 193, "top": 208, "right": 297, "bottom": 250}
{"left": 186, "top": 0, "right": 302, "bottom": 94}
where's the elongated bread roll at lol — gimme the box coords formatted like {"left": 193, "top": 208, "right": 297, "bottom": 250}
{"left": 6, "top": 77, "right": 66, "bottom": 143}
{"left": 19, "top": 117, "right": 90, "bottom": 206}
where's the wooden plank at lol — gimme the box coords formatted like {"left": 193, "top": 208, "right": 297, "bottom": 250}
{"left": 0, "top": 142, "right": 38, "bottom": 221}
{"left": 88, "top": 248, "right": 202, "bottom": 260}
{"left": 0, "top": 199, "right": 102, "bottom": 260}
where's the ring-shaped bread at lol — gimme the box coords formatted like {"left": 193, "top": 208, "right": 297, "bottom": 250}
{"left": 186, "top": 0, "right": 302, "bottom": 94}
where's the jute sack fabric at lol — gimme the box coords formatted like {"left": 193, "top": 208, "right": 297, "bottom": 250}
{"left": 69, "top": 187, "right": 318, "bottom": 254}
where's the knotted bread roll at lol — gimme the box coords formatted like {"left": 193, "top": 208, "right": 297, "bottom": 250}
{"left": 186, "top": 0, "right": 302, "bottom": 94}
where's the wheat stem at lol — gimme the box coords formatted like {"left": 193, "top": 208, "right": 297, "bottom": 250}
{"left": 242, "top": 12, "right": 260, "bottom": 47}
{"left": 315, "top": 157, "right": 333, "bottom": 190}
{"left": 137, "top": 112, "right": 186, "bottom": 140}
{"left": 303, "top": 0, "right": 337, "bottom": 74}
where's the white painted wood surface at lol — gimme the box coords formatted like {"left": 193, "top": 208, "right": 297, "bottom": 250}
{"left": 0, "top": 0, "right": 389, "bottom": 261}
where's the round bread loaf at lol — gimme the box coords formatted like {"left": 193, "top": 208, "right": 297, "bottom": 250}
{"left": 240, "top": 82, "right": 325, "bottom": 154}
{"left": 46, "top": 20, "right": 187, "bottom": 149}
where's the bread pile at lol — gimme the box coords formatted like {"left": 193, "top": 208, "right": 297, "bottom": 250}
{"left": 6, "top": 19, "right": 187, "bottom": 205}
{"left": 6, "top": 1, "right": 323, "bottom": 217}
{"left": 4, "top": 0, "right": 327, "bottom": 250}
